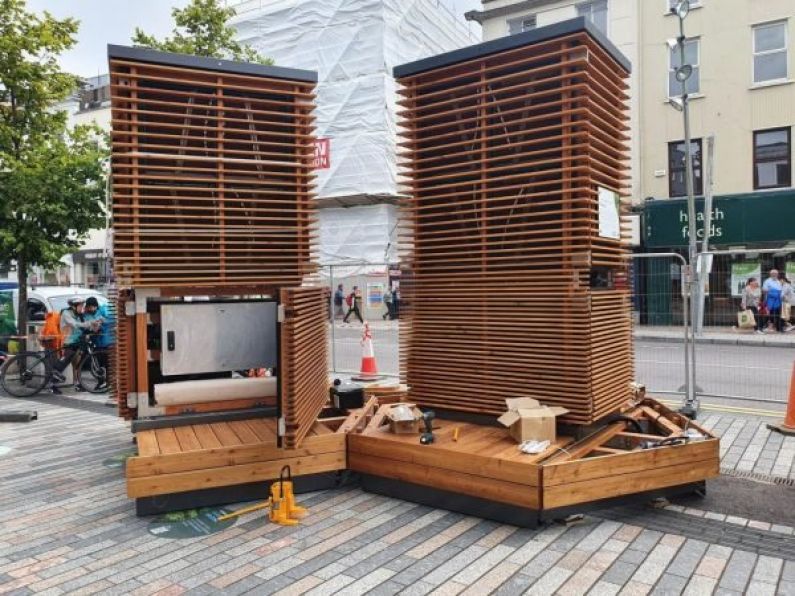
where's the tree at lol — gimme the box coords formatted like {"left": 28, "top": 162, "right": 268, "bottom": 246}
{"left": 132, "top": 0, "right": 272, "bottom": 65}
{"left": 0, "top": 0, "right": 107, "bottom": 343}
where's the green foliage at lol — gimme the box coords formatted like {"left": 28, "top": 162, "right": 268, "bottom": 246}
{"left": 0, "top": 0, "right": 108, "bottom": 336}
{"left": 132, "top": 0, "right": 271, "bottom": 64}
{"left": 0, "top": 125, "right": 108, "bottom": 270}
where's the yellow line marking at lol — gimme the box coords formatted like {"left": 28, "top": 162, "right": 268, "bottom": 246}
{"left": 658, "top": 400, "right": 784, "bottom": 418}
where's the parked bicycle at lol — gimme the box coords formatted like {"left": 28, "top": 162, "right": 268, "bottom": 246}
{"left": 0, "top": 335, "right": 108, "bottom": 397}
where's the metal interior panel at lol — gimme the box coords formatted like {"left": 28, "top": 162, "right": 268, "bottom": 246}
{"left": 160, "top": 301, "right": 277, "bottom": 376}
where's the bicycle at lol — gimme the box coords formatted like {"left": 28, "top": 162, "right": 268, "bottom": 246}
{"left": 0, "top": 335, "right": 109, "bottom": 398}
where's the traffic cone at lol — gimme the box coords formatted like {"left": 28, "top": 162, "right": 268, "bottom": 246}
{"left": 768, "top": 361, "right": 795, "bottom": 436}
{"left": 352, "top": 323, "right": 383, "bottom": 382}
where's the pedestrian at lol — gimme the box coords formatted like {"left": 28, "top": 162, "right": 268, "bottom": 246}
{"left": 393, "top": 287, "right": 400, "bottom": 320}
{"left": 343, "top": 285, "right": 364, "bottom": 324}
{"left": 762, "top": 269, "right": 784, "bottom": 333}
{"left": 382, "top": 288, "right": 393, "bottom": 320}
{"left": 740, "top": 277, "right": 762, "bottom": 333}
{"left": 333, "top": 284, "right": 345, "bottom": 319}
{"left": 51, "top": 297, "right": 101, "bottom": 392}
{"left": 781, "top": 276, "right": 794, "bottom": 332}
{"left": 84, "top": 296, "right": 114, "bottom": 391}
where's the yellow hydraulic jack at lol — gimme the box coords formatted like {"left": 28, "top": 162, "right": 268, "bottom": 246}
{"left": 218, "top": 465, "right": 307, "bottom": 525}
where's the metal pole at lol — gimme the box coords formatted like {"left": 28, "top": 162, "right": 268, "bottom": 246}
{"left": 329, "top": 264, "right": 337, "bottom": 373}
{"left": 695, "top": 134, "right": 715, "bottom": 335}
{"left": 678, "top": 14, "right": 699, "bottom": 418}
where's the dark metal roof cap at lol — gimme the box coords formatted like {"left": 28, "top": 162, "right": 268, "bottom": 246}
{"left": 107, "top": 44, "right": 318, "bottom": 83}
{"left": 394, "top": 17, "right": 631, "bottom": 79}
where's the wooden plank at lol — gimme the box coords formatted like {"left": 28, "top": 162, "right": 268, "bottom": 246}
{"left": 127, "top": 451, "right": 346, "bottom": 497}
{"left": 348, "top": 433, "right": 540, "bottom": 487}
{"left": 173, "top": 426, "right": 202, "bottom": 452}
{"left": 209, "top": 422, "right": 244, "bottom": 447}
{"left": 126, "top": 432, "right": 345, "bottom": 478}
{"left": 135, "top": 430, "right": 159, "bottom": 457}
{"left": 543, "top": 439, "right": 719, "bottom": 487}
{"left": 153, "top": 428, "right": 181, "bottom": 455}
{"left": 192, "top": 424, "right": 223, "bottom": 450}
{"left": 543, "top": 457, "right": 720, "bottom": 509}
{"left": 349, "top": 451, "right": 539, "bottom": 509}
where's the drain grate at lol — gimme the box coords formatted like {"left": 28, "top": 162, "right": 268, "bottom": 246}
{"left": 721, "top": 468, "right": 795, "bottom": 487}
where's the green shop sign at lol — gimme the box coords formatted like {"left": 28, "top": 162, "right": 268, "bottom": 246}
{"left": 643, "top": 190, "right": 795, "bottom": 248}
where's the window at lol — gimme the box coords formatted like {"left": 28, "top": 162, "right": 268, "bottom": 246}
{"left": 754, "top": 128, "right": 791, "bottom": 189}
{"left": 668, "top": 139, "right": 703, "bottom": 197}
{"left": 507, "top": 14, "right": 536, "bottom": 36}
{"left": 753, "top": 21, "right": 788, "bottom": 84}
{"left": 576, "top": 1, "right": 608, "bottom": 35}
{"left": 668, "top": 38, "right": 700, "bottom": 97}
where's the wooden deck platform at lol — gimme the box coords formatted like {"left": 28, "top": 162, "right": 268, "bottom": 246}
{"left": 348, "top": 399, "right": 720, "bottom": 521}
{"left": 127, "top": 418, "right": 345, "bottom": 499}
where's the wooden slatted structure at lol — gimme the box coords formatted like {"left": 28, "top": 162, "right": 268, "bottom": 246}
{"left": 394, "top": 18, "right": 633, "bottom": 424}
{"left": 108, "top": 45, "right": 318, "bottom": 289}
{"left": 280, "top": 287, "right": 329, "bottom": 449}
{"left": 111, "top": 290, "right": 136, "bottom": 420}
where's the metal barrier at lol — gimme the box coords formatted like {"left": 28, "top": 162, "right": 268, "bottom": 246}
{"left": 323, "top": 253, "right": 794, "bottom": 406}
{"left": 323, "top": 263, "right": 400, "bottom": 377}
{"left": 632, "top": 250, "right": 794, "bottom": 406}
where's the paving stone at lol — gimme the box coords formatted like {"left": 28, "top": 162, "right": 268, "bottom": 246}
{"left": 526, "top": 566, "right": 573, "bottom": 595}
{"left": 492, "top": 572, "right": 535, "bottom": 596}
{"left": 661, "top": 538, "right": 709, "bottom": 578}
{"left": 601, "top": 560, "right": 638, "bottom": 586}
{"left": 717, "top": 550, "right": 757, "bottom": 592}
{"left": 650, "top": 573, "right": 688, "bottom": 595}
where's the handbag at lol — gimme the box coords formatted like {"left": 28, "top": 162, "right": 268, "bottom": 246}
{"left": 737, "top": 309, "right": 755, "bottom": 329}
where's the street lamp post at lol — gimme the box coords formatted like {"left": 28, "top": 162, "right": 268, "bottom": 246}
{"left": 669, "top": 0, "right": 699, "bottom": 418}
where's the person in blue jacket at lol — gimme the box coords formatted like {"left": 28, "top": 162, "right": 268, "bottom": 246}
{"left": 84, "top": 296, "right": 115, "bottom": 391}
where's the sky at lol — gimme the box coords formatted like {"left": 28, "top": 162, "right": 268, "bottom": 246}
{"left": 25, "top": 0, "right": 482, "bottom": 79}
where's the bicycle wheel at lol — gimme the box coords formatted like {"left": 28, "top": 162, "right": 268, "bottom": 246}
{"left": 77, "top": 350, "right": 108, "bottom": 394}
{"left": 0, "top": 351, "right": 51, "bottom": 398}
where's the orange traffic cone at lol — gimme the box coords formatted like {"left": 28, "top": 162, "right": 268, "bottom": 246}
{"left": 352, "top": 323, "right": 383, "bottom": 382}
{"left": 768, "top": 361, "right": 795, "bottom": 436}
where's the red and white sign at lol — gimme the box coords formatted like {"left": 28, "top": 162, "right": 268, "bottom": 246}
{"left": 314, "top": 138, "right": 330, "bottom": 169}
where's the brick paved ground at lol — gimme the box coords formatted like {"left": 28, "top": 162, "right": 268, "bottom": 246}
{"left": 0, "top": 394, "right": 793, "bottom": 595}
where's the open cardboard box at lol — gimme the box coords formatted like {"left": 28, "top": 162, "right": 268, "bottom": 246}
{"left": 497, "top": 397, "right": 569, "bottom": 443}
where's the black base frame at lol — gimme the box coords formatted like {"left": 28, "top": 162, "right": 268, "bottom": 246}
{"left": 135, "top": 471, "right": 341, "bottom": 516}
{"left": 359, "top": 474, "right": 706, "bottom": 529}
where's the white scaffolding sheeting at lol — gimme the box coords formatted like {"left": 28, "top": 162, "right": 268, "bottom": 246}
{"left": 317, "top": 204, "right": 399, "bottom": 267}
{"left": 230, "top": 0, "right": 479, "bottom": 201}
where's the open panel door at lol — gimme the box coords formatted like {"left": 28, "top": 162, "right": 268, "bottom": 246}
{"left": 112, "top": 289, "right": 137, "bottom": 420}
{"left": 279, "top": 287, "right": 328, "bottom": 448}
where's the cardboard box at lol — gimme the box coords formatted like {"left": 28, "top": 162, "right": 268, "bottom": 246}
{"left": 386, "top": 403, "right": 422, "bottom": 434}
{"left": 497, "top": 397, "right": 569, "bottom": 443}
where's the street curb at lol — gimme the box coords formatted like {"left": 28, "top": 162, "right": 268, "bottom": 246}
{"left": 635, "top": 333, "right": 795, "bottom": 348}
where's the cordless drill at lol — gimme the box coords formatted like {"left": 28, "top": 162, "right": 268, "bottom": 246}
{"left": 420, "top": 410, "right": 436, "bottom": 445}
